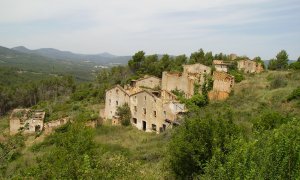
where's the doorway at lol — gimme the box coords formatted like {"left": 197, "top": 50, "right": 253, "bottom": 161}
{"left": 142, "top": 121, "right": 146, "bottom": 131}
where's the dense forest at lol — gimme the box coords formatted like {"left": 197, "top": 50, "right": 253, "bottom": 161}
{"left": 0, "top": 48, "right": 300, "bottom": 179}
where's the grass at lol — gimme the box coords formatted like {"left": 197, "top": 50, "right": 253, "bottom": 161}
{"left": 0, "top": 116, "right": 9, "bottom": 134}
{"left": 204, "top": 70, "right": 300, "bottom": 137}
{"left": 94, "top": 125, "right": 170, "bottom": 179}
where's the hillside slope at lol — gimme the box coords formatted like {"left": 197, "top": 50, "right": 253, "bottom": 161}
{"left": 12, "top": 46, "right": 131, "bottom": 65}
{"left": 0, "top": 70, "right": 299, "bottom": 179}
{"left": 0, "top": 46, "right": 97, "bottom": 81}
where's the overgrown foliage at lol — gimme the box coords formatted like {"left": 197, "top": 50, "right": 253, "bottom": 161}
{"left": 203, "top": 118, "right": 300, "bottom": 179}
{"left": 167, "top": 111, "right": 240, "bottom": 178}
{"left": 289, "top": 61, "right": 300, "bottom": 70}
{"left": 18, "top": 123, "right": 140, "bottom": 179}
{"left": 0, "top": 134, "right": 25, "bottom": 178}
{"left": 229, "top": 70, "right": 244, "bottom": 83}
{"left": 0, "top": 76, "right": 75, "bottom": 115}
{"left": 287, "top": 87, "right": 300, "bottom": 101}
{"left": 268, "top": 50, "right": 289, "bottom": 70}
{"left": 116, "top": 103, "right": 132, "bottom": 126}
{"left": 269, "top": 75, "right": 288, "bottom": 89}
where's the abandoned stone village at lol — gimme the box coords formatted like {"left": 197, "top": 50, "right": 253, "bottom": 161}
{"left": 9, "top": 58, "right": 263, "bottom": 135}
{"left": 102, "top": 58, "right": 263, "bottom": 134}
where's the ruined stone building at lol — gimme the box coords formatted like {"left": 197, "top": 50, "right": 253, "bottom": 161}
{"left": 208, "top": 71, "right": 235, "bottom": 101}
{"left": 104, "top": 85, "right": 132, "bottom": 120}
{"left": 229, "top": 53, "right": 237, "bottom": 61}
{"left": 237, "top": 59, "right": 264, "bottom": 73}
{"left": 162, "top": 63, "right": 211, "bottom": 98}
{"left": 213, "top": 60, "right": 230, "bottom": 72}
{"left": 103, "top": 63, "right": 236, "bottom": 133}
{"left": 10, "top": 109, "right": 45, "bottom": 135}
{"left": 104, "top": 75, "right": 161, "bottom": 120}
{"left": 130, "top": 89, "right": 185, "bottom": 132}
{"left": 130, "top": 75, "right": 161, "bottom": 89}
{"left": 104, "top": 75, "right": 186, "bottom": 133}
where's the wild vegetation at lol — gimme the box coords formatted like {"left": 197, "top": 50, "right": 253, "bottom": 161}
{"left": 0, "top": 49, "right": 299, "bottom": 179}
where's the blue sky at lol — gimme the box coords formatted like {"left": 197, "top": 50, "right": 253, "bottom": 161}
{"left": 0, "top": 0, "right": 299, "bottom": 59}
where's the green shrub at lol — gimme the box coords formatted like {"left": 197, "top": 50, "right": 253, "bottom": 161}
{"left": 229, "top": 70, "right": 244, "bottom": 83}
{"left": 116, "top": 103, "right": 132, "bottom": 126}
{"left": 204, "top": 118, "right": 300, "bottom": 179}
{"left": 269, "top": 75, "right": 288, "bottom": 89}
{"left": 252, "top": 110, "right": 288, "bottom": 132}
{"left": 289, "top": 61, "right": 300, "bottom": 70}
{"left": 287, "top": 87, "right": 300, "bottom": 101}
{"left": 167, "top": 113, "right": 240, "bottom": 178}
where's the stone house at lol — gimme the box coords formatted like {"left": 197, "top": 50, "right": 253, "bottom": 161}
{"left": 104, "top": 85, "right": 131, "bottom": 120}
{"left": 130, "top": 75, "right": 161, "bottom": 89}
{"left": 162, "top": 63, "right": 211, "bottom": 98}
{"left": 10, "top": 109, "right": 45, "bottom": 135}
{"left": 130, "top": 90, "right": 185, "bottom": 133}
{"left": 237, "top": 59, "right": 264, "bottom": 73}
{"left": 104, "top": 75, "right": 161, "bottom": 121}
{"left": 208, "top": 71, "right": 235, "bottom": 101}
{"left": 213, "top": 60, "right": 230, "bottom": 72}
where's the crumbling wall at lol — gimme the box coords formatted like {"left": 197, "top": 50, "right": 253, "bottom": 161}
{"left": 135, "top": 76, "right": 161, "bottom": 89}
{"left": 183, "top": 63, "right": 211, "bottom": 74}
{"left": 209, "top": 71, "right": 234, "bottom": 101}
{"left": 238, "top": 60, "right": 263, "bottom": 73}
{"left": 9, "top": 118, "right": 21, "bottom": 135}
{"left": 208, "top": 91, "right": 230, "bottom": 101}
{"left": 162, "top": 64, "right": 211, "bottom": 98}
{"left": 10, "top": 109, "right": 45, "bottom": 135}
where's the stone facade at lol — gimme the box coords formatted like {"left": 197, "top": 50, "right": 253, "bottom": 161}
{"left": 213, "top": 60, "right": 229, "bottom": 72}
{"left": 237, "top": 59, "right": 264, "bottom": 73}
{"left": 131, "top": 75, "right": 161, "bottom": 89}
{"left": 208, "top": 71, "right": 235, "bottom": 101}
{"left": 104, "top": 85, "right": 131, "bottom": 120}
{"left": 10, "top": 109, "right": 45, "bottom": 135}
{"left": 229, "top": 54, "right": 237, "bottom": 60}
{"left": 103, "top": 75, "right": 184, "bottom": 133}
{"left": 161, "top": 63, "right": 211, "bottom": 98}
{"left": 130, "top": 90, "right": 185, "bottom": 133}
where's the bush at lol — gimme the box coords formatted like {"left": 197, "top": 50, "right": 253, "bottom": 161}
{"left": 269, "top": 75, "right": 287, "bottom": 89}
{"left": 116, "top": 103, "right": 131, "bottom": 126}
{"left": 287, "top": 87, "right": 300, "bottom": 101}
{"left": 229, "top": 70, "right": 244, "bottom": 83}
{"left": 252, "top": 110, "right": 288, "bottom": 132}
{"left": 204, "top": 118, "right": 300, "bottom": 179}
{"left": 167, "top": 113, "right": 240, "bottom": 178}
{"left": 289, "top": 61, "right": 300, "bottom": 70}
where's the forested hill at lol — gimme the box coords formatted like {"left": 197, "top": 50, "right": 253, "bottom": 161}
{"left": 12, "top": 46, "right": 131, "bottom": 65}
{"left": 0, "top": 46, "right": 97, "bottom": 81}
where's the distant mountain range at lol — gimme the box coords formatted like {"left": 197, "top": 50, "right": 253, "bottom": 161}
{"left": 0, "top": 45, "right": 110, "bottom": 81}
{"left": 12, "top": 46, "right": 131, "bottom": 65}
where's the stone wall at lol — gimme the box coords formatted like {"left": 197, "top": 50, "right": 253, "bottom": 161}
{"left": 134, "top": 76, "right": 161, "bottom": 89}
{"left": 104, "top": 85, "right": 130, "bottom": 119}
{"left": 130, "top": 91, "right": 163, "bottom": 132}
{"left": 162, "top": 64, "right": 211, "bottom": 98}
{"left": 208, "top": 71, "right": 235, "bottom": 101}
{"left": 238, "top": 60, "right": 263, "bottom": 73}
{"left": 213, "top": 60, "right": 229, "bottom": 72}
{"left": 9, "top": 109, "right": 45, "bottom": 135}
